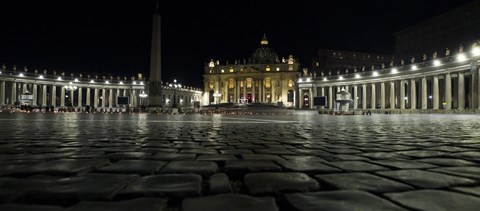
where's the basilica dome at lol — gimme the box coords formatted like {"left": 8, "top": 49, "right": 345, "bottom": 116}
{"left": 249, "top": 34, "right": 280, "bottom": 64}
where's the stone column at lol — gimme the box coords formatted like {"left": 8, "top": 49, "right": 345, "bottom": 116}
{"left": 433, "top": 75, "right": 439, "bottom": 109}
{"left": 243, "top": 80, "right": 247, "bottom": 102}
{"left": 400, "top": 80, "right": 405, "bottom": 109}
{"left": 458, "top": 72, "right": 465, "bottom": 109}
{"left": 22, "top": 83, "right": 28, "bottom": 94}
{"left": 102, "top": 89, "right": 106, "bottom": 108}
{"left": 11, "top": 82, "right": 17, "bottom": 105}
{"left": 51, "top": 85, "right": 56, "bottom": 106}
{"left": 320, "top": 87, "right": 325, "bottom": 96}
{"left": 380, "top": 82, "right": 385, "bottom": 109}
{"left": 271, "top": 79, "right": 276, "bottom": 102}
{"left": 422, "top": 77, "right": 427, "bottom": 109}
{"left": 86, "top": 88, "right": 91, "bottom": 106}
{"left": 362, "top": 84, "right": 367, "bottom": 110}
{"left": 94, "top": 88, "right": 99, "bottom": 107}
{"left": 42, "top": 85, "right": 47, "bottom": 107}
{"left": 116, "top": 89, "right": 120, "bottom": 107}
{"left": 353, "top": 85, "right": 358, "bottom": 109}
{"left": 390, "top": 81, "right": 395, "bottom": 109}
{"left": 60, "top": 86, "right": 65, "bottom": 107}
{"left": 0, "top": 81, "right": 5, "bottom": 105}
{"left": 471, "top": 73, "right": 477, "bottom": 109}
{"left": 132, "top": 89, "right": 137, "bottom": 108}
{"left": 109, "top": 89, "right": 113, "bottom": 108}
{"left": 410, "top": 79, "right": 416, "bottom": 109}
{"left": 252, "top": 80, "right": 256, "bottom": 102}
{"left": 478, "top": 71, "right": 480, "bottom": 109}
{"left": 308, "top": 87, "right": 315, "bottom": 109}
{"left": 78, "top": 87, "right": 82, "bottom": 108}
{"left": 70, "top": 89, "right": 74, "bottom": 106}
{"left": 371, "top": 83, "right": 376, "bottom": 109}
{"left": 328, "top": 86, "right": 333, "bottom": 109}
{"left": 32, "top": 84, "right": 38, "bottom": 106}
{"left": 445, "top": 73, "right": 452, "bottom": 109}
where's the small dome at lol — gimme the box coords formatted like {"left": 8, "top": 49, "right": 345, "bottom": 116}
{"left": 250, "top": 34, "right": 280, "bottom": 64}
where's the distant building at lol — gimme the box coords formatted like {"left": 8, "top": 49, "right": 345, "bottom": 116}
{"left": 203, "top": 35, "right": 300, "bottom": 108}
{"left": 312, "top": 49, "right": 392, "bottom": 77}
{"left": 395, "top": 1, "right": 480, "bottom": 58}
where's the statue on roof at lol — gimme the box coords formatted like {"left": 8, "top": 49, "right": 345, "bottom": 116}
{"left": 445, "top": 48, "right": 450, "bottom": 56}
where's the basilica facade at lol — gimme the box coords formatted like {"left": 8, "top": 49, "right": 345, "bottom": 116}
{"left": 203, "top": 35, "right": 300, "bottom": 108}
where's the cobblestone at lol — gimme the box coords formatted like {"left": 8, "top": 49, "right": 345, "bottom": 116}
{"left": 1, "top": 113, "right": 480, "bottom": 210}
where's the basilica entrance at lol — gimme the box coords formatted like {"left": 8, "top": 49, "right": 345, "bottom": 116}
{"left": 247, "top": 93, "right": 252, "bottom": 103}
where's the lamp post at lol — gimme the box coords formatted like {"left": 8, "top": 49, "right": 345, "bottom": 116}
{"left": 64, "top": 82, "right": 77, "bottom": 111}
{"left": 139, "top": 90, "right": 148, "bottom": 111}
{"left": 169, "top": 79, "right": 181, "bottom": 114}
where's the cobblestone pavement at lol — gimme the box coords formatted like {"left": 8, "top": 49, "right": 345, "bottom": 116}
{"left": 0, "top": 112, "right": 480, "bottom": 210}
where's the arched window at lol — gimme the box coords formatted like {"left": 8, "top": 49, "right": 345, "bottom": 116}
{"left": 265, "top": 78, "right": 271, "bottom": 88}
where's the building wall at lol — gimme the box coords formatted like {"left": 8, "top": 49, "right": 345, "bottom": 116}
{"left": 395, "top": 1, "right": 480, "bottom": 58}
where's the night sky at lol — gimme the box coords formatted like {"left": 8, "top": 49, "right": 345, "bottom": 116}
{"left": 0, "top": 0, "right": 475, "bottom": 88}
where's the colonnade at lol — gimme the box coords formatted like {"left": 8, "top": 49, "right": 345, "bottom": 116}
{"left": 315, "top": 70, "right": 480, "bottom": 111}
{"left": 0, "top": 79, "right": 142, "bottom": 109}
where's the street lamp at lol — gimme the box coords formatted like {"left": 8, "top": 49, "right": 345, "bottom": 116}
{"left": 169, "top": 79, "right": 181, "bottom": 108}
{"left": 169, "top": 79, "right": 181, "bottom": 114}
{"left": 64, "top": 82, "right": 78, "bottom": 109}
{"left": 139, "top": 90, "right": 148, "bottom": 111}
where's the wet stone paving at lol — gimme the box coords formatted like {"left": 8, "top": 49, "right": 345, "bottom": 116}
{"left": 0, "top": 112, "right": 480, "bottom": 210}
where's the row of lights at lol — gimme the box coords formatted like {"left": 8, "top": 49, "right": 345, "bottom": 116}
{"left": 320, "top": 46, "right": 480, "bottom": 82}
{"left": 10, "top": 73, "right": 145, "bottom": 85}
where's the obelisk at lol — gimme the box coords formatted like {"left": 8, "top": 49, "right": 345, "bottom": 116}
{"left": 148, "top": 0, "right": 163, "bottom": 108}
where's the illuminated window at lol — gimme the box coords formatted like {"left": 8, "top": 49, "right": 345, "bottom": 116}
{"left": 276, "top": 67, "right": 280, "bottom": 71}
{"left": 209, "top": 81, "right": 214, "bottom": 89}
{"left": 266, "top": 66, "right": 271, "bottom": 71}
{"left": 288, "top": 65, "right": 293, "bottom": 71}
{"left": 265, "top": 78, "right": 271, "bottom": 88}
{"left": 288, "top": 80, "right": 294, "bottom": 87}
{"left": 221, "top": 69, "right": 224, "bottom": 73}
{"left": 240, "top": 81, "right": 244, "bottom": 88}
{"left": 229, "top": 67, "right": 234, "bottom": 72}
{"left": 229, "top": 79, "right": 235, "bottom": 89}
{"left": 246, "top": 78, "right": 252, "bottom": 88}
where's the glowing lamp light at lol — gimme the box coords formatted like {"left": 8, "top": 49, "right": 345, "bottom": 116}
{"left": 140, "top": 82, "right": 144, "bottom": 85}
{"left": 133, "top": 81, "right": 137, "bottom": 85}
{"left": 57, "top": 77, "right": 62, "bottom": 80}
{"left": 19, "top": 73, "right": 24, "bottom": 77}
{"left": 306, "top": 78, "right": 311, "bottom": 82}
{"left": 457, "top": 53, "right": 467, "bottom": 62}
{"left": 39, "top": 75, "right": 44, "bottom": 79}
{"left": 298, "top": 78, "right": 303, "bottom": 83}
{"left": 90, "top": 79, "right": 95, "bottom": 83}
{"left": 119, "top": 81, "right": 123, "bottom": 84}
{"left": 472, "top": 47, "right": 480, "bottom": 56}
{"left": 74, "top": 78, "right": 79, "bottom": 82}
{"left": 355, "top": 74, "right": 361, "bottom": 78}
{"left": 391, "top": 68, "right": 398, "bottom": 74}
{"left": 338, "top": 76, "right": 344, "bottom": 80}
{"left": 372, "top": 71, "right": 379, "bottom": 77}
{"left": 323, "top": 77, "right": 327, "bottom": 81}
{"left": 105, "top": 80, "right": 109, "bottom": 84}
{"left": 411, "top": 65, "right": 418, "bottom": 70}
{"left": 433, "top": 60, "right": 441, "bottom": 66}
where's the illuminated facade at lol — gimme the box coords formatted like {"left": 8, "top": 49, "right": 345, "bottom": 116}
{"left": 203, "top": 35, "right": 300, "bottom": 108}
{"left": 298, "top": 40, "right": 480, "bottom": 112}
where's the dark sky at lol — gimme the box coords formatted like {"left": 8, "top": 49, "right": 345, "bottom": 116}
{"left": 0, "top": 0, "right": 476, "bottom": 88}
